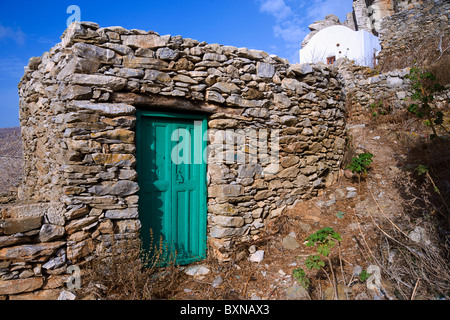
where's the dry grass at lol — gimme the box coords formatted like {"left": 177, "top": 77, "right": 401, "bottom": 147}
{"left": 374, "top": 171, "right": 450, "bottom": 299}
{"left": 75, "top": 231, "right": 186, "bottom": 300}
{"left": 378, "top": 35, "right": 450, "bottom": 75}
{"left": 363, "top": 107, "right": 450, "bottom": 299}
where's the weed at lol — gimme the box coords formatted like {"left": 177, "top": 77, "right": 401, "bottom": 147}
{"left": 292, "top": 267, "right": 310, "bottom": 290}
{"left": 359, "top": 270, "right": 370, "bottom": 283}
{"left": 303, "top": 227, "right": 342, "bottom": 300}
{"left": 336, "top": 211, "right": 347, "bottom": 219}
{"left": 347, "top": 153, "right": 374, "bottom": 191}
{"left": 405, "top": 67, "right": 448, "bottom": 139}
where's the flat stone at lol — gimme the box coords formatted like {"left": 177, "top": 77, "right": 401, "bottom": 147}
{"left": 0, "top": 242, "right": 66, "bottom": 262}
{"left": 280, "top": 156, "right": 299, "bottom": 168}
{"left": 291, "top": 63, "right": 313, "bottom": 75}
{"left": 69, "top": 74, "right": 127, "bottom": 91}
{"left": 274, "top": 94, "right": 292, "bottom": 108}
{"left": 88, "top": 181, "right": 140, "bottom": 196}
{"left": 115, "top": 220, "right": 141, "bottom": 234}
{"left": 285, "top": 282, "right": 309, "bottom": 300}
{"left": 208, "top": 203, "right": 239, "bottom": 216}
{"left": 226, "top": 95, "right": 263, "bottom": 108}
{"left": 90, "top": 128, "right": 135, "bottom": 144}
{"left": 60, "top": 85, "right": 92, "bottom": 100}
{"left": 67, "top": 238, "right": 95, "bottom": 261}
{"left": 72, "top": 42, "right": 119, "bottom": 64}
{"left": 122, "top": 34, "right": 170, "bottom": 49}
{"left": 39, "top": 224, "right": 65, "bottom": 242}
{"left": 91, "top": 153, "right": 136, "bottom": 167}
{"left": 0, "top": 277, "right": 44, "bottom": 295}
{"left": 209, "top": 226, "right": 247, "bottom": 238}
{"left": 0, "top": 217, "right": 42, "bottom": 235}
{"left": 280, "top": 116, "right": 298, "bottom": 126}
{"left": 64, "top": 205, "right": 89, "bottom": 221}
{"left": 105, "top": 208, "right": 139, "bottom": 220}
{"left": 212, "top": 216, "right": 245, "bottom": 228}
{"left": 249, "top": 250, "right": 265, "bottom": 263}
{"left": 208, "top": 119, "right": 239, "bottom": 129}
{"left": 281, "top": 78, "right": 304, "bottom": 94}
{"left": 278, "top": 167, "right": 300, "bottom": 179}
{"left": 65, "top": 216, "right": 98, "bottom": 235}
{"left": 57, "top": 57, "right": 101, "bottom": 80}
{"left": 282, "top": 235, "right": 300, "bottom": 250}
{"left": 1, "top": 203, "right": 63, "bottom": 219}
{"left": 256, "top": 62, "right": 275, "bottom": 78}
{"left": 10, "top": 289, "right": 61, "bottom": 300}
{"left": 205, "top": 91, "right": 226, "bottom": 104}
{"left": 203, "top": 53, "right": 228, "bottom": 62}
{"left": 58, "top": 290, "right": 77, "bottom": 300}
{"left": 173, "top": 74, "right": 197, "bottom": 84}
{"left": 208, "top": 185, "right": 244, "bottom": 198}
{"left": 346, "top": 187, "right": 357, "bottom": 198}
{"left": 42, "top": 253, "right": 66, "bottom": 270}
{"left": 211, "top": 82, "right": 240, "bottom": 94}
{"left": 114, "top": 68, "right": 145, "bottom": 79}
{"left": 70, "top": 101, "right": 135, "bottom": 116}
{"left": 66, "top": 139, "right": 102, "bottom": 153}
{"left": 123, "top": 56, "right": 168, "bottom": 69}
{"left": 238, "top": 164, "right": 262, "bottom": 179}
{"left": 0, "top": 236, "right": 30, "bottom": 248}
{"left": 387, "top": 76, "right": 403, "bottom": 87}
{"left": 156, "top": 47, "right": 178, "bottom": 60}
{"left": 212, "top": 275, "right": 223, "bottom": 288}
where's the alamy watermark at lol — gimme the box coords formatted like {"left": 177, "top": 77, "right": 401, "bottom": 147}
{"left": 66, "top": 265, "right": 81, "bottom": 290}
{"left": 171, "top": 124, "right": 280, "bottom": 175}
{"left": 67, "top": 5, "right": 81, "bottom": 27}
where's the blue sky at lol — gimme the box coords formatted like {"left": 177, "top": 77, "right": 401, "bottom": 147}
{"left": 0, "top": 0, "right": 353, "bottom": 128}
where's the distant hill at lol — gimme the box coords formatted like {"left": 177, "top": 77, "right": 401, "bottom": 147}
{"left": 0, "top": 127, "right": 21, "bottom": 140}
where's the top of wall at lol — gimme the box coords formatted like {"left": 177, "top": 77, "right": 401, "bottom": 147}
{"left": 20, "top": 21, "right": 340, "bottom": 117}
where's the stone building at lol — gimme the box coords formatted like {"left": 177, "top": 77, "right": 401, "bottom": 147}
{"left": 0, "top": 21, "right": 348, "bottom": 298}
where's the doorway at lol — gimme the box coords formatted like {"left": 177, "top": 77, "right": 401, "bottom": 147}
{"left": 136, "top": 110, "right": 208, "bottom": 265}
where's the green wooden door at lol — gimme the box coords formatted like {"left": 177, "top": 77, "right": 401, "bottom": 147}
{"left": 136, "top": 111, "right": 207, "bottom": 266}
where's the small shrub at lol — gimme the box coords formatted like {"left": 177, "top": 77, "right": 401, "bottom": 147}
{"left": 347, "top": 153, "right": 374, "bottom": 191}
{"left": 359, "top": 270, "right": 370, "bottom": 283}
{"left": 405, "top": 67, "right": 447, "bottom": 139}
{"left": 292, "top": 267, "right": 310, "bottom": 290}
{"left": 302, "top": 228, "right": 342, "bottom": 300}
{"left": 347, "top": 153, "right": 374, "bottom": 175}
{"left": 336, "top": 211, "right": 347, "bottom": 219}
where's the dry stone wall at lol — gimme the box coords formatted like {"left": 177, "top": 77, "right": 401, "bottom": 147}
{"left": 377, "top": 0, "right": 450, "bottom": 68}
{"left": 336, "top": 58, "right": 450, "bottom": 123}
{"left": 1, "top": 21, "right": 348, "bottom": 299}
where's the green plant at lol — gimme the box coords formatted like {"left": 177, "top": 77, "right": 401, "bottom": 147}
{"left": 347, "top": 153, "right": 374, "bottom": 190}
{"left": 347, "top": 153, "right": 374, "bottom": 175}
{"left": 304, "top": 228, "right": 342, "bottom": 300}
{"left": 293, "top": 267, "right": 310, "bottom": 290}
{"left": 370, "top": 101, "right": 386, "bottom": 117}
{"left": 305, "top": 254, "right": 325, "bottom": 270}
{"left": 405, "top": 67, "right": 447, "bottom": 139}
{"left": 336, "top": 211, "right": 347, "bottom": 219}
{"left": 305, "top": 227, "right": 342, "bottom": 257}
{"left": 359, "top": 270, "right": 370, "bottom": 282}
